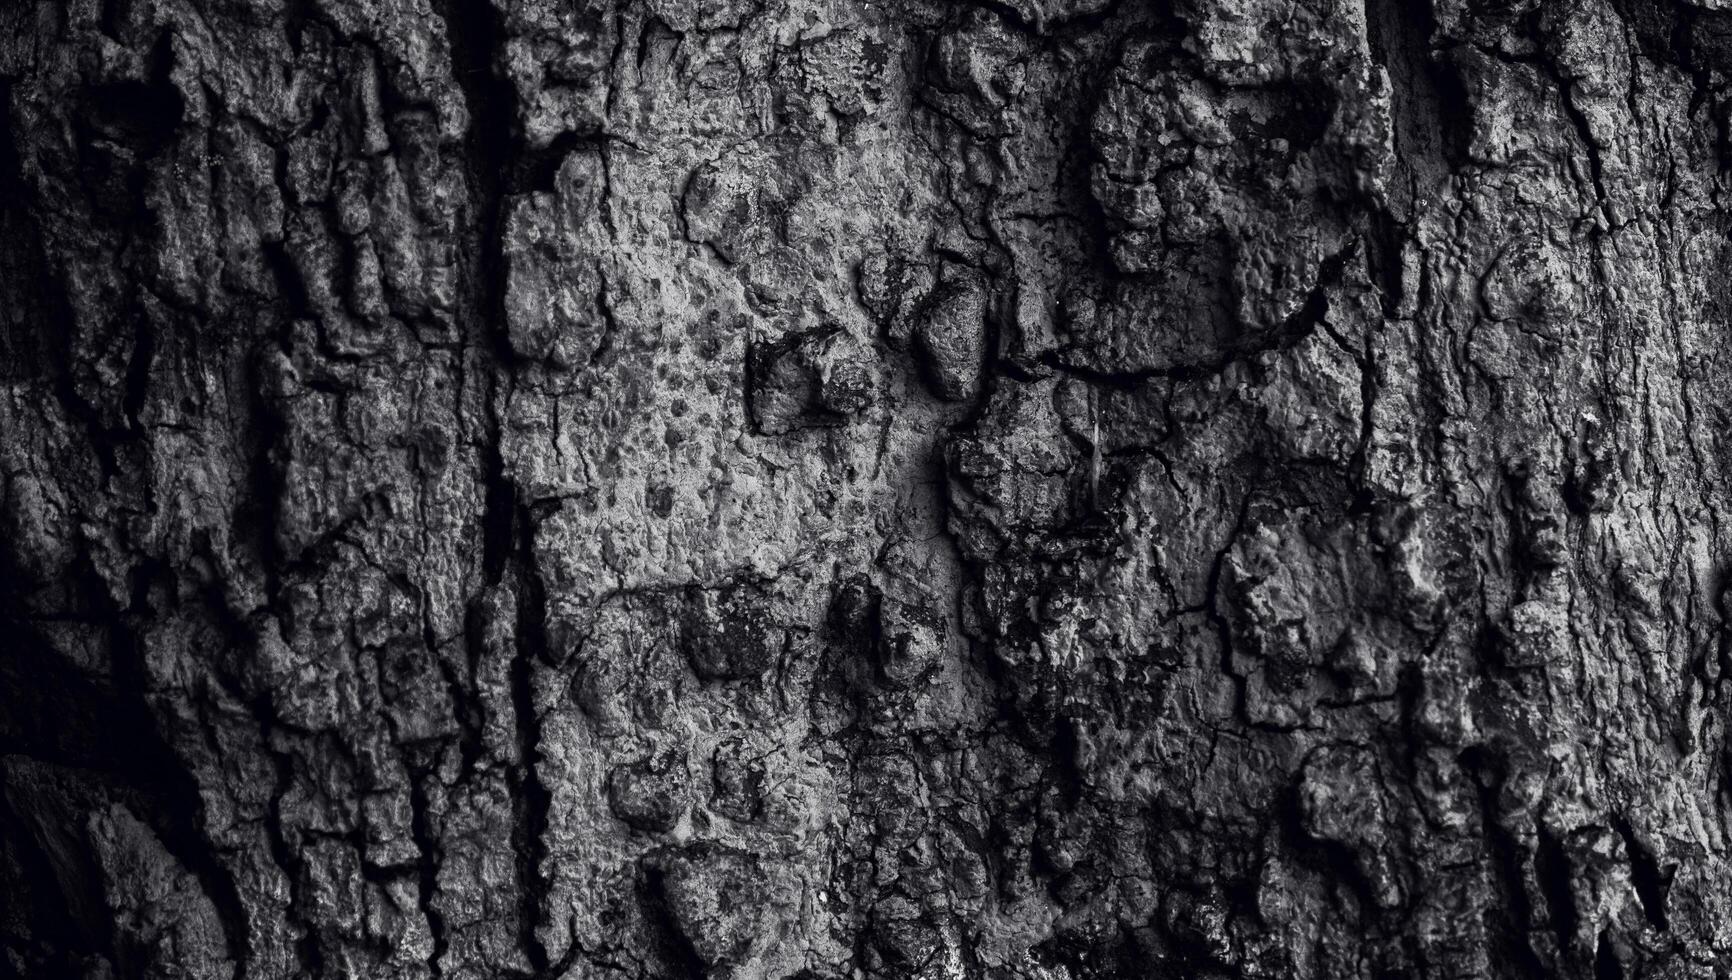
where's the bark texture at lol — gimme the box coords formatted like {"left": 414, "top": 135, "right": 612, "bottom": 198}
{"left": 5, "top": 0, "right": 1732, "bottom": 977}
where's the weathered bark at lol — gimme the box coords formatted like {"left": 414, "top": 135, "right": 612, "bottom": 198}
{"left": 4, "top": 0, "right": 1732, "bottom": 976}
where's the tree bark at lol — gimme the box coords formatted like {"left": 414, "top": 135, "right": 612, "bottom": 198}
{"left": 4, "top": 0, "right": 1732, "bottom": 977}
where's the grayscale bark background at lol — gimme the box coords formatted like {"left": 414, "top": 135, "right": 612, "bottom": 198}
{"left": 5, "top": 0, "right": 1732, "bottom": 976}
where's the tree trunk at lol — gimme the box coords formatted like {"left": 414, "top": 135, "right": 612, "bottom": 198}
{"left": 3, "top": 0, "right": 1731, "bottom": 976}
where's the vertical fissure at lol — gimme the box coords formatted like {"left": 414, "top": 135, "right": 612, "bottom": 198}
{"left": 432, "top": 1, "right": 562, "bottom": 970}
{"left": 510, "top": 498, "right": 555, "bottom": 973}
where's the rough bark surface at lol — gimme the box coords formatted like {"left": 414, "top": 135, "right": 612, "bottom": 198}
{"left": 5, "top": 0, "right": 1732, "bottom": 977}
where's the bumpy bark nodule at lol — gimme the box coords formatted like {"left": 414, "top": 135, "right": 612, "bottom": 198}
{"left": 4, "top": 0, "right": 1732, "bottom": 976}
